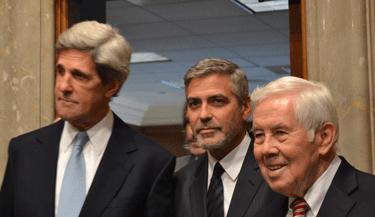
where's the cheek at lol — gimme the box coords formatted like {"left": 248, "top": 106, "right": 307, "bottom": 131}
{"left": 253, "top": 146, "right": 262, "bottom": 161}
{"left": 188, "top": 113, "right": 199, "bottom": 128}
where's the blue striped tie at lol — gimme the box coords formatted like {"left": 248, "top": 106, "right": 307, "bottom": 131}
{"left": 207, "top": 163, "right": 225, "bottom": 217}
{"left": 57, "top": 131, "right": 89, "bottom": 217}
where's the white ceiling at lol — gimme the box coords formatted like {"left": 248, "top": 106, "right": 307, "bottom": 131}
{"left": 106, "top": 0, "right": 290, "bottom": 126}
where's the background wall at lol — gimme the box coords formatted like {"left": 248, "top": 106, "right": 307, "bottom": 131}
{"left": 306, "top": 0, "right": 375, "bottom": 173}
{"left": 0, "top": 0, "right": 55, "bottom": 185}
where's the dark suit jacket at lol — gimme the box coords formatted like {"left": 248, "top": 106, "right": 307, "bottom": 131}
{"left": 0, "top": 113, "right": 175, "bottom": 217}
{"left": 175, "top": 155, "right": 197, "bottom": 172}
{"left": 317, "top": 156, "right": 375, "bottom": 217}
{"left": 173, "top": 133, "right": 288, "bottom": 217}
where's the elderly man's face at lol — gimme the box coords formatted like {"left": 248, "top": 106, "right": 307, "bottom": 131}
{"left": 252, "top": 95, "right": 323, "bottom": 198}
{"left": 186, "top": 73, "right": 251, "bottom": 158}
{"left": 55, "top": 49, "right": 117, "bottom": 130}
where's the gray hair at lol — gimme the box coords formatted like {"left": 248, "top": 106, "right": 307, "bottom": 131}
{"left": 184, "top": 58, "right": 249, "bottom": 105}
{"left": 56, "top": 21, "right": 132, "bottom": 97}
{"left": 251, "top": 76, "right": 339, "bottom": 144}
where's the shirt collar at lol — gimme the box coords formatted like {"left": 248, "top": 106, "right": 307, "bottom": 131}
{"left": 60, "top": 110, "right": 114, "bottom": 156}
{"left": 288, "top": 156, "right": 342, "bottom": 215}
{"left": 208, "top": 131, "right": 251, "bottom": 181}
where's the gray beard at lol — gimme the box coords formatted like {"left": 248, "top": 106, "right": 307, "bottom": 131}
{"left": 196, "top": 115, "right": 242, "bottom": 151}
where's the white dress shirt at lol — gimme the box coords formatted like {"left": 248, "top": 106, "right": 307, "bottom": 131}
{"left": 207, "top": 132, "right": 251, "bottom": 217}
{"left": 55, "top": 110, "right": 114, "bottom": 214}
{"left": 286, "top": 156, "right": 342, "bottom": 217}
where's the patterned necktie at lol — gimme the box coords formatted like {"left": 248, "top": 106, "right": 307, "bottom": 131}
{"left": 207, "top": 162, "right": 225, "bottom": 217}
{"left": 57, "top": 131, "right": 89, "bottom": 217}
{"left": 291, "top": 198, "right": 310, "bottom": 217}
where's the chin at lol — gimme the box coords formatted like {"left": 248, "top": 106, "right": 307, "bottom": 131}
{"left": 198, "top": 140, "right": 226, "bottom": 151}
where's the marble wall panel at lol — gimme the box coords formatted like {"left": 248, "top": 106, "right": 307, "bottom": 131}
{"left": 306, "top": 0, "right": 375, "bottom": 173}
{"left": 0, "top": 0, "right": 54, "bottom": 185}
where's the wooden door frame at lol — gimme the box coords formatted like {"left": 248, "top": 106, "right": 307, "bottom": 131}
{"left": 289, "top": 0, "right": 307, "bottom": 79}
{"left": 55, "top": 0, "right": 69, "bottom": 43}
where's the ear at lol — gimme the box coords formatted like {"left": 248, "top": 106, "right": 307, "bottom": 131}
{"left": 316, "top": 122, "right": 336, "bottom": 156}
{"left": 104, "top": 80, "right": 121, "bottom": 99}
{"left": 241, "top": 95, "right": 252, "bottom": 121}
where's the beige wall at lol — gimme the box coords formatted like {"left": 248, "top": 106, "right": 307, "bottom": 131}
{"left": 0, "top": 0, "right": 55, "bottom": 185}
{"left": 306, "top": 0, "right": 375, "bottom": 173}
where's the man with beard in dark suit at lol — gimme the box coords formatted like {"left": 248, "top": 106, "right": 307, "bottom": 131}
{"left": 173, "top": 58, "right": 288, "bottom": 217}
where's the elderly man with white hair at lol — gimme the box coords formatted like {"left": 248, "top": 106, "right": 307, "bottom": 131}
{"left": 251, "top": 76, "right": 375, "bottom": 217}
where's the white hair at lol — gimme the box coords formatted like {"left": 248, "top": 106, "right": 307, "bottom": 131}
{"left": 251, "top": 76, "right": 339, "bottom": 144}
{"left": 56, "top": 21, "right": 132, "bottom": 97}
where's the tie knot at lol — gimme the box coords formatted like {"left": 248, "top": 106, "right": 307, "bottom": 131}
{"left": 291, "top": 198, "right": 310, "bottom": 217}
{"left": 74, "top": 131, "right": 89, "bottom": 149}
{"left": 213, "top": 163, "right": 225, "bottom": 178}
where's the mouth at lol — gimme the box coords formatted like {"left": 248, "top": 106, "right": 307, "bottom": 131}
{"left": 198, "top": 128, "right": 217, "bottom": 134}
{"left": 265, "top": 164, "right": 286, "bottom": 171}
{"left": 57, "top": 97, "right": 77, "bottom": 104}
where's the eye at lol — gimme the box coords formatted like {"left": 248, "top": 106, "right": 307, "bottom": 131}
{"left": 253, "top": 131, "right": 265, "bottom": 144}
{"left": 210, "top": 97, "right": 227, "bottom": 107}
{"left": 73, "top": 71, "right": 89, "bottom": 81}
{"left": 56, "top": 66, "right": 64, "bottom": 75}
{"left": 275, "top": 130, "right": 288, "bottom": 141}
{"left": 254, "top": 132, "right": 264, "bottom": 139}
{"left": 275, "top": 130, "right": 286, "bottom": 135}
{"left": 188, "top": 101, "right": 200, "bottom": 109}
{"left": 214, "top": 98, "right": 223, "bottom": 104}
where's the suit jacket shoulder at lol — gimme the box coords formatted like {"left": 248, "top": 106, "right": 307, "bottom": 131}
{"left": 175, "top": 155, "right": 197, "bottom": 172}
{"left": 318, "top": 156, "right": 375, "bottom": 217}
{"left": 8, "top": 120, "right": 64, "bottom": 153}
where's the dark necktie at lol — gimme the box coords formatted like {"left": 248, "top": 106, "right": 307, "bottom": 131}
{"left": 291, "top": 198, "right": 310, "bottom": 217}
{"left": 207, "top": 162, "right": 225, "bottom": 217}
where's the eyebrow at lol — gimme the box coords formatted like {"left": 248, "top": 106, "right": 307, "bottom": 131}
{"left": 187, "top": 93, "right": 227, "bottom": 100}
{"left": 272, "top": 124, "right": 288, "bottom": 131}
{"left": 208, "top": 94, "right": 228, "bottom": 100}
{"left": 251, "top": 124, "right": 288, "bottom": 132}
{"left": 186, "top": 97, "right": 200, "bottom": 102}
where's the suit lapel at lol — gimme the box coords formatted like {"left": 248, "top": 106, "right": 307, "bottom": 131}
{"left": 317, "top": 157, "right": 356, "bottom": 217}
{"left": 80, "top": 115, "right": 137, "bottom": 217}
{"left": 31, "top": 121, "right": 64, "bottom": 216}
{"left": 189, "top": 155, "right": 208, "bottom": 217}
{"left": 227, "top": 134, "right": 263, "bottom": 217}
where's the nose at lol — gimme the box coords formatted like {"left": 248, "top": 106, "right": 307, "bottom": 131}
{"left": 198, "top": 103, "right": 212, "bottom": 122}
{"left": 259, "top": 135, "right": 279, "bottom": 157}
{"left": 56, "top": 73, "right": 73, "bottom": 94}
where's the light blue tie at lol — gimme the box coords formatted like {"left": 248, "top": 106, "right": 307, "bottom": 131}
{"left": 57, "top": 131, "right": 89, "bottom": 217}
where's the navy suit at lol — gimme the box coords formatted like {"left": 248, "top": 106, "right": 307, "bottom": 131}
{"left": 0, "top": 113, "right": 175, "bottom": 217}
{"left": 317, "top": 156, "right": 375, "bottom": 217}
{"left": 173, "top": 133, "right": 288, "bottom": 217}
